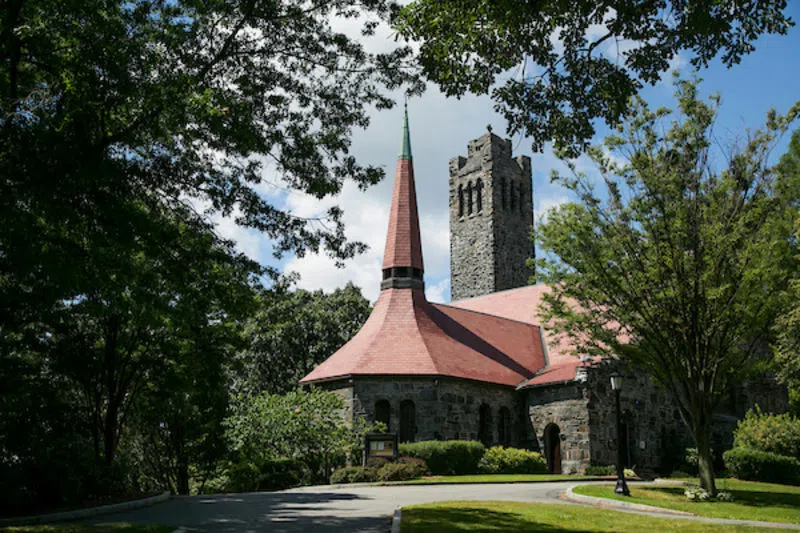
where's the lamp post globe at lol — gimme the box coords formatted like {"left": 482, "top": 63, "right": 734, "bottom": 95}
{"left": 611, "top": 372, "right": 630, "bottom": 496}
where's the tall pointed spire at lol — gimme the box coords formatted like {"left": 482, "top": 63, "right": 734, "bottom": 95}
{"left": 381, "top": 106, "right": 424, "bottom": 290}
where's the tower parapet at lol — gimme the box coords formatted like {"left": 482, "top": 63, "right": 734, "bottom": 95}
{"left": 449, "top": 131, "right": 534, "bottom": 300}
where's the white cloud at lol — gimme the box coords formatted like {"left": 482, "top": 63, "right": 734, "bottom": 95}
{"left": 426, "top": 277, "right": 451, "bottom": 303}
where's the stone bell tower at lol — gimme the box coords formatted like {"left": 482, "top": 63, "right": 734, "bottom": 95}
{"left": 449, "top": 130, "right": 534, "bottom": 301}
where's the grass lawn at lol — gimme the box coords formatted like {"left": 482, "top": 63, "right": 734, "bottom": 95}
{"left": 573, "top": 479, "right": 800, "bottom": 524}
{"left": 401, "top": 474, "right": 597, "bottom": 484}
{"left": 0, "top": 525, "right": 171, "bottom": 533}
{"left": 400, "top": 501, "right": 780, "bottom": 532}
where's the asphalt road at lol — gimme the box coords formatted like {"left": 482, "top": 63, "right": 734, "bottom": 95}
{"left": 89, "top": 481, "right": 583, "bottom": 533}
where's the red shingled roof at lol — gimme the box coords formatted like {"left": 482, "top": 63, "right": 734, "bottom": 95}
{"left": 300, "top": 288, "right": 545, "bottom": 386}
{"left": 382, "top": 148, "right": 423, "bottom": 272}
{"left": 447, "top": 285, "right": 598, "bottom": 387}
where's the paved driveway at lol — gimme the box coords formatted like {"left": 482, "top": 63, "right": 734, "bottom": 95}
{"left": 89, "top": 482, "right": 585, "bottom": 533}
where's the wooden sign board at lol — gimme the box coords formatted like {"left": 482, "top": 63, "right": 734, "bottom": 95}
{"left": 364, "top": 433, "right": 398, "bottom": 463}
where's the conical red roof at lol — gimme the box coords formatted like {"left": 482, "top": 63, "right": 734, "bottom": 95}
{"left": 382, "top": 108, "right": 423, "bottom": 272}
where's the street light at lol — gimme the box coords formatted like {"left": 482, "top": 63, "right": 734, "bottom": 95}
{"left": 610, "top": 372, "right": 630, "bottom": 496}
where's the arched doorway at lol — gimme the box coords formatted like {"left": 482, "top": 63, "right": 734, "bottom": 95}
{"left": 478, "top": 403, "right": 493, "bottom": 446}
{"left": 497, "top": 407, "right": 512, "bottom": 446}
{"left": 399, "top": 400, "right": 416, "bottom": 443}
{"left": 544, "top": 423, "right": 562, "bottom": 474}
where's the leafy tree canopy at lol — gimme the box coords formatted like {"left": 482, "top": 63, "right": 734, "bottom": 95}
{"left": 1, "top": 0, "right": 421, "bottom": 333}
{"left": 774, "top": 131, "right": 800, "bottom": 416}
{"left": 235, "top": 282, "right": 371, "bottom": 395}
{"left": 224, "top": 388, "right": 376, "bottom": 483}
{"left": 534, "top": 78, "right": 799, "bottom": 493}
{"left": 395, "top": 0, "right": 793, "bottom": 157}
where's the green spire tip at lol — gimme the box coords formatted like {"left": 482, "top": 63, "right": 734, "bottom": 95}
{"left": 399, "top": 106, "right": 412, "bottom": 160}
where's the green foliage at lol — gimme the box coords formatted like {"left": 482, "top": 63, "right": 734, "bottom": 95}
{"left": 533, "top": 77, "right": 800, "bottom": 494}
{"left": 224, "top": 388, "right": 377, "bottom": 485}
{"left": 395, "top": 457, "right": 430, "bottom": 477}
{"left": 0, "top": 0, "right": 419, "bottom": 508}
{"left": 330, "top": 466, "right": 379, "bottom": 484}
{"left": 395, "top": 1, "right": 792, "bottom": 157}
{"left": 477, "top": 447, "right": 547, "bottom": 475}
{"left": 226, "top": 457, "right": 309, "bottom": 493}
{"left": 733, "top": 408, "right": 800, "bottom": 459}
{"left": 376, "top": 462, "right": 425, "bottom": 482}
{"left": 585, "top": 465, "right": 616, "bottom": 476}
{"left": 774, "top": 130, "right": 800, "bottom": 414}
{"left": 723, "top": 447, "right": 800, "bottom": 485}
{"left": 399, "top": 441, "right": 485, "bottom": 475}
{"left": 235, "top": 283, "right": 371, "bottom": 394}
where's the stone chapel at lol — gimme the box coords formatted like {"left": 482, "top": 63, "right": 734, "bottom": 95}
{"left": 300, "top": 110, "right": 787, "bottom": 475}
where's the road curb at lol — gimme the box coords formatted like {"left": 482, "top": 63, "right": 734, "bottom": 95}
{"left": 565, "top": 485, "right": 693, "bottom": 516}
{"left": 0, "top": 492, "right": 172, "bottom": 526}
{"left": 391, "top": 508, "right": 401, "bottom": 533}
{"left": 316, "top": 476, "right": 618, "bottom": 491}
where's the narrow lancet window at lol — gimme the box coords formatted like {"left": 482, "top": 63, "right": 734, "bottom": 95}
{"left": 467, "top": 182, "right": 473, "bottom": 215}
{"left": 458, "top": 184, "right": 464, "bottom": 217}
{"left": 476, "top": 179, "right": 483, "bottom": 213}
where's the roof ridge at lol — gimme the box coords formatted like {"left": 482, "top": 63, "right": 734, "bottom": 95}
{"left": 448, "top": 284, "right": 548, "bottom": 305}
{"left": 433, "top": 301, "right": 543, "bottom": 328}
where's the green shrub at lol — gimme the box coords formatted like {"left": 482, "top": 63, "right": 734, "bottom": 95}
{"left": 723, "top": 447, "right": 800, "bottom": 485}
{"left": 399, "top": 440, "right": 485, "bottom": 475}
{"left": 376, "top": 462, "right": 423, "bottom": 482}
{"left": 365, "top": 457, "right": 390, "bottom": 468}
{"left": 733, "top": 408, "right": 800, "bottom": 459}
{"left": 396, "top": 456, "right": 429, "bottom": 476}
{"left": 585, "top": 465, "right": 616, "bottom": 476}
{"left": 227, "top": 457, "right": 309, "bottom": 492}
{"left": 477, "top": 446, "right": 547, "bottom": 474}
{"left": 329, "top": 466, "right": 378, "bottom": 484}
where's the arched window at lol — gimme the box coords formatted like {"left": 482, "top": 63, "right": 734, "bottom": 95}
{"left": 544, "top": 423, "right": 562, "bottom": 474}
{"left": 509, "top": 181, "right": 516, "bottom": 210}
{"left": 475, "top": 179, "right": 483, "bottom": 213}
{"left": 500, "top": 177, "right": 507, "bottom": 210}
{"left": 519, "top": 182, "right": 525, "bottom": 213}
{"left": 466, "top": 182, "right": 473, "bottom": 215}
{"left": 478, "top": 403, "right": 493, "bottom": 446}
{"left": 498, "top": 407, "right": 512, "bottom": 446}
{"left": 458, "top": 184, "right": 464, "bottom": 217}
{"left": 399, "top": 400, "right": 416, "bottom": 443}
{"left": 375, "top": 400, "right": 391, "bottom": 431}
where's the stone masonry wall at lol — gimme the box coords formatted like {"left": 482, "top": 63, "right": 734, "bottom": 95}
{"left": 584, "top": 363, "right": 691, "bottom": 475}
{"left": 449, "top": 131, "right": 534, "bottom": 301}
{"left": 325, "top": 376, "right": 520, "bottom": 445}
{"left": 526, "top": 378, "right": 591, "bottom": 474}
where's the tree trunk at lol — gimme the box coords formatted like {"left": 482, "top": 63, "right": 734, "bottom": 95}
{"left": 695, "top": 422, "right": 716, "bottom": 495}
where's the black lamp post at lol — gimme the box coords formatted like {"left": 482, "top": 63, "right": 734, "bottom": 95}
{"left": 610, "top": 372, "right": 630, "bottom": 496}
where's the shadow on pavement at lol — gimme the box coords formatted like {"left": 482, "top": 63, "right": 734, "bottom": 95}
{"left": 87, "top": 490, "right": 387, "bottom": 533}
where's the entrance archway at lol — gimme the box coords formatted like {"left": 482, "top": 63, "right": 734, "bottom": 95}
{"left": 544, "top": 423, "right": 562, "bottom": 474}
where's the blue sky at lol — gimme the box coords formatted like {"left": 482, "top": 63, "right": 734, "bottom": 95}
{"left": 215, "top": 6, "right": 800, "bottom": 304}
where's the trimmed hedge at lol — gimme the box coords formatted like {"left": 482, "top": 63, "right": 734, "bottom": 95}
{"left": 585, "top": 465, "right": 616, "bottom": 476}
{"left": 723, "top": 447, "right": 800, "bottom": 485}
{"left": 478, "top": 446, "right": 547, "bottom": 474}
{"left": 399, "top": 440, "right": 485, "bottom": 475}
